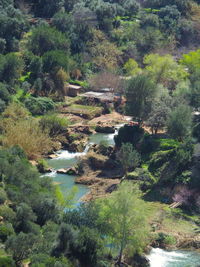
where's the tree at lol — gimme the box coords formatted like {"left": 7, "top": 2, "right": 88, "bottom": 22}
{"left": 144, "top": 54, "right": 188, "bottom": 89}
{"left": 0, "top": 53, "right": 24, "bottom": 85}
{"left": 126, "top": 74, "right": 158, "bottom": 123}
{"left": 6, "top": 232, "right": 37, "bottom": 266}
{"left": 146, "top": 93, "right": 172, "bottom": 134}
{"left": 123, "top": 58, "right": 141, "bottom": 76}
{"left": 117, "top": 143, "right": 140, "bottom": 177}
{"left": 180, "top": 49, "right": 200, "bottom": 73}
{"left": 88, "top": 29, "right": 122, "bottom": 71}
{"left": 98, "top": 182, "right": 149, "bottom": 265}
{"left": 28, "top": 25, "right": 70, "bottom": 56}
{"left": 15, "top": 203, "right": 37, "bottom": 233}
{"left": 167, "top": 104, "right": 192, "bottom": 141}
{"left": 89, "top": 71, "right": 123, "bottom": 93}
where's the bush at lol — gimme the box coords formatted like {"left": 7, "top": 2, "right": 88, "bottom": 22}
{"left": 2, "top": 102, "right": 29, "bottom": 120}
{"left": 140, "top": 134, "right": 160, "bottom": 154}
{"left": 3, "top": 119, "right": 53, "bottom": 159}
{"left": 0, "top": 206, "right": 16, "bottom": 224}
{"left": 39, "top": 114, "right": 69, "bottom": 137}
{"left": 156, "top": 232, "right": 176, "bottom": 247}
{"left": 114, "top": 124, "right": 144, "bottom": 148}
{"left": 0, "top": 256, "right": 15, "bottom": 267}
{"left": 0, "top": 223, "right": 15, "bottom": 242}
{"left": 24, "top": 97, "right": 55, "bottom": 115}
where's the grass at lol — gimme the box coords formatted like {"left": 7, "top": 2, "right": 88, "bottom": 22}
{"left": 62, "top": 104, "right": 103, "bottom": 119}
{"left": 147, "top": 202, "right": 197, "bottom": 238}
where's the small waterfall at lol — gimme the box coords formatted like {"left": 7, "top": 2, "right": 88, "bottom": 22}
{"left": 146, "top": 247, "right": 200, "bottom": 267}
{"left": 54, "top": 144, "right": 90, "bottom": 160}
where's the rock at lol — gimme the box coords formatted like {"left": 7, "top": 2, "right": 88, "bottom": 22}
{"left": 75, "top": 126, "right": 92, "bottom": 135}
{"left": 66, "top": 167, "right": 78, "bottom": 175}
{"left": 57, "top": 168, "right": 68, "bottom": 174}
{"left": 105, "top": 183, "right": 118, "bottom": 193}
{"left": 87, "top": 153, "right": 108, "bottom": 170}
{"left": 48, "top": 154, "right": 58, "bottom": 159}
{"left": 39, "top": 167, "right": 53, "bottom": 174}
{"left": 68, "top": 140, "right": 87, "bottom": 153}
{"left": 125, "top": 254, "right": 150, "bottom": 267}
{"left": 95, "top": 124, "right": 115, "bottom": 134}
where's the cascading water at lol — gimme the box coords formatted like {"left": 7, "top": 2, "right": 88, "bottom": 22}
{"left": 43, "top": 126, "right": 121, "bottom": 201}
{"left": 147, "top": 248, "right": 200, "bottom": 267}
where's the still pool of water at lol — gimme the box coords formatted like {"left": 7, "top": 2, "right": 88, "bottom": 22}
{"left": 147, "top": 248, "right": 200, "bottom": 267}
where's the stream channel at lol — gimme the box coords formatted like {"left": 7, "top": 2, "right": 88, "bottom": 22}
{"left": 43, "top": 127, "right": 200, "bottom": 267}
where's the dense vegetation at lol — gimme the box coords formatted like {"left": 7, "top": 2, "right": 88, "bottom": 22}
{"left": 0, "top": 0, "right": 200, "bottom": 266}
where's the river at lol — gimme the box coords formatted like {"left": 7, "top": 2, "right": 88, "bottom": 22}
{"left": 44, "top": 130, "right": 116, "bottom": 202}
{"left": 44, "top": 128, "right": 200, "bottom": 266}
{"left": 147, "top": 248, "right": 200, "bottom": 267}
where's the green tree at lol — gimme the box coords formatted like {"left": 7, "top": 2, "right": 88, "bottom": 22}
{"left": 126, "top": 74, "right": 158, "bottom": 124}
{"left": 123, "top": 58, "right": 141, "bottom": 76}
{"left": 144, "top": 54, "right": 188, "bottom": 89}
{"left": 98, "top": 182, "right": 149, "bottom": 265}
{"left": 28, "top": 25, "right": 70, "bottom": 56}
{"left": 146, "top": 93, "right": 172, "bottom": 134}
{"left": 0, "top": 53, "right": 24, "bottom": 85}
{"left": 167, "top": 104, "right": 192, "bottom": 141}
{"left": 117, "top": 143, "right": 140, "bottom": 177}
{"left": 6, "top": 232, "right": 37, "bottom": 266}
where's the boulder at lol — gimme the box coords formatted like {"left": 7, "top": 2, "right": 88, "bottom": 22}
{"left": 95, "top": 124, "right": 115, "bottom": 134}
{"left": 57, "top": 168, "right": 68, "bottom": 174}
{"left": 48, "top": 154, "right": 58, "bottom": 159}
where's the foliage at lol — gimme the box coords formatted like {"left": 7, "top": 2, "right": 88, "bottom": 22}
{"left": 98, "top": 182, "right": 150, "bottom": 263}
{"left": 0, "top": 53, "right": 24, "bottom": 85}
{"left": 167, "top": 104, "right": 192, "bottom": 141}
{"left": 24, "top": 96, "right": 55, "bottom": 115}
{"left": 39, "top": 114, "right": 69, "bottom": 138}
{"left": 126, "top": 74, "right": 158, "bottom": 122}
{"left": 123, "top": 58, "right": 141, "bottom": 76}
{"left": 117, "top": 143, "right": 140, "bottom": 176}
{"left": 2, "top": 119, "right": 53, "bottom": 159}
{"left": 114, "top": 124, "right": 144, "bottom": 149}
{"left": 28, "top": 25, "right": 70, "bottom": 56}
{"left": 144, "top": 54, "right": 188, "bottom": 89}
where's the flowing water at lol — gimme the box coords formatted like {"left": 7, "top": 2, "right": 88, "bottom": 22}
{"left": 147, "top": 248, "right": 200, "bottom": 267}
{"left": 43, "top": 127, "right": 200, "bottom": 265}
{"left": 44, "top": 129, "right": 118, "bottom": 201}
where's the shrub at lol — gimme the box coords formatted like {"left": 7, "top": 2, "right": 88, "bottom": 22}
{"left": 37, "top": 159, "right": 49, "bottom": 173}
{"left": 39, "top": 114, "right": 69, "bottom": 137}
{"left": 3, "top": 119, "right": 53, "bottom": 159}
{"left": 0, "top": 206, "right": 16, "bottom": 224}
{"left": 114, "top": 124, "right": 144, "bottom": 148}
{"left": 0, "top": 223, "right": 15, "bottom": 242}
{"left": 2, "top": 102, "right": 29, "bottom": 120}
{"left": 156, "top": 232, "right": 176, "bottom": 247}
{"left": 24, "top": 97, "right": 55, "bottom": 115}
{"left": 0, "top": 256, "right": 15, "bottom": 267}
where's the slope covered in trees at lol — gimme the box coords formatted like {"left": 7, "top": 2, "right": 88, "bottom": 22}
{"left": 0, "top": 0, "right": 200, "bottom": 266}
